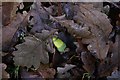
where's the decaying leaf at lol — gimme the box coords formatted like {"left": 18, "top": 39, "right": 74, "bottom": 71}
{"left": 58, "top": 3, "right": 112, "bottom": 60}
{"left": 13, "top": 36, "right": 49, "bottom": 69}
{"left": 2, "top": 2, "right": 120, "bottom": 79}
{"left": 74, "top": 4, "right": 112, "bottom": 60}
{"left": 29, "top": 10, "right": 46, "bottom": 33}
{"left": 20, "top": 67, "right": 42, "bottom": 79}
{"left": 29, "top": 2, "right": 51, "bottom": 34}
{"left": 2, "top": 13, "right": 28, "bottom": 53}
{"left": 81, "top": 52, "right": 96, "bottom": 73}
{"left": 2, "top": 26, "right": 18, "bottom": 52}
{"left": 0, "top": 63, "right": 10, "bottom": 79}
{"left": 13, "top": 30, "right": 56, "bottom": 69}
{"left": 37, "top": 63, "right": 56, "bottom": 78}
{"left": 97, "top": 35, "right": 119, "bottom": 77}
{"left": 2, "top": 2, "right": 19, "bottom": 26}
{"left": 59, "top": 20, "right": 91, "bottom": 38}
{"left": 107, "top": 70, "right": 120, "bottom": 79}
{"left": 38, "top": 67, "right": 56, "bottom": 78}
{"left": 57, "top": 64, "right": 76, "bottom": 74}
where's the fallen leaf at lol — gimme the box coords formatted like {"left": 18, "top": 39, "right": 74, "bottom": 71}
{"left": 81, "top": 52, "right": 96, "bottom": 73}
{"left": 74, "top": 4, "right": 112, "bottom": 60}
{"left": 37, "top": 63, "right": 56, "bottom": 78}
{"left": 13, "top": 30, "right": 56, "bottom": 69}
{"left": 97, "top": 35, "right": 120, "bottom": 77}
{"left": 20, "top": 67, "right": 42, "bottom": 79}
{"left": 2, "top": 13, "right": 28, "bottom": 53}
{"left": 58, "top": 3, "right": 112, "bottom": 60}
{"left": 2, "top": 2, "right": 18, "bottom": 26}
{"left": 0, "top": 63, "right": 10, "bottom": 79}
{"left": 57, "top": 64, "right": 76, "bottom": 74}
{"left": 29, "top": 2, "right": 51, "bottom": 34}
{"left": 59, "top": 20, "right": 91, "bottom": 38}
{"left": 13, "top": 36, "right": 49, "bottom": 69}
{"left": 107, "top": 70, "right": 120, "bottom": 79}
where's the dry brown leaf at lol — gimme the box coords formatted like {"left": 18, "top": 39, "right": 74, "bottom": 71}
{"left": 2, "top": 26, "right": 18, "bottom": 52}
{"left": 13, "top": 36, "right": 49, "bottom": 69}
{"left": 0, "top": 63, "right": 10, "bottom": 79}
{"left": 13, "top": 30, "right": 55, "bottom": 69}
{"left": 2, "top": 13, "right": 26, "bottom": 52}
{"left": 37, "top": 63, "right": 56, "bottom": 78}
{"left": 38, "top": 68, "right": 56, "bottom": 78}
{"left": 59, "top": 3, "right": 112, "bottom": 60}
{"left": 81, "top": 52, "right": 96, "bottom": 73}
{"left": 2, "top": 3, "right": 30, "bottom": 51}
{"left": 98, "top": 35, "right": 120, "bottom": 77}
{"left": 75, "top": 4, "right": 112, "bottom": 60}
{"left": 2, "top": 2, "right": 19, "bottom": 26}
{"left": 20, "top": 67, "right": 42, "bottom": 79}
{"left": 59, "top": 20, "right": 91, "bottom": 38}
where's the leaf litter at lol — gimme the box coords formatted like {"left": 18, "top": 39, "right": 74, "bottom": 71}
{"left": 2, "top": 2, "right": 120, "bottom": 80}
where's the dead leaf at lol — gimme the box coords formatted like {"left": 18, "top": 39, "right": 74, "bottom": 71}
{"left": 20, "top": 67, "right": 42, "bottom": 79}
{"left": 37, "top": 63, "right": 56, "bottom": 78}
{"left": 57, "top": 64, "right": 76, "bottom": 74}
{"left": 0, "top": 63, "right": 10, "bottom": 79}
{"left": 59, "top": 20, "right": 91, "bottom": 38}
{"left": 2, "top": 26, "right": 18, "bottom": 52}
{"left": 29, "top": 2, "right": 51, "bottom": 34}
{"left": 13, "top": 36, "right": 49, "bottom": 69}
{"left": 29, "top": 10, "right": 45, "bottom": 33}
{"left": 107, "top": 70, "right": 120, "bottom": 79}
{"left": 13, "top": 30, "right": 56, "bottom": 68}
{"left": 75, "top": 4, "right": 112, "bottom": 60}
{"left": 58, "top": 3, "right": 112, "bottom": 60}
{"left": 2, "top": 2, "right": 19, "bottom": 26}
{"left": 38, "top": 68, "right": 56, "bottom": 78}
{"left": 2, "top": 13, "right": 27, "bottom": 53}
{"left": 81, "top": 52, "right": 96, "bottom": 73}
{"left": 97, "top": 35, "right": 119, "bottom": 77}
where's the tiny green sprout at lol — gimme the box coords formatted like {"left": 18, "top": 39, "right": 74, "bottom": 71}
{"left": 82, "top": 73, "right": 91, "bottom": 80}
{"left": 14, "top": 65, "right": 20, "bottom": 78}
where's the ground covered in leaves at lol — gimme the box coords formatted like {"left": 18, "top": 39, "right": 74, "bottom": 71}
{"left": 1, "top": 1, "right": 120, "bottom": 80}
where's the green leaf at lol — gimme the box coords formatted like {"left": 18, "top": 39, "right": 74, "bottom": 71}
{"left": 52, "top": 37, "right": 66, "bottom": 52}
